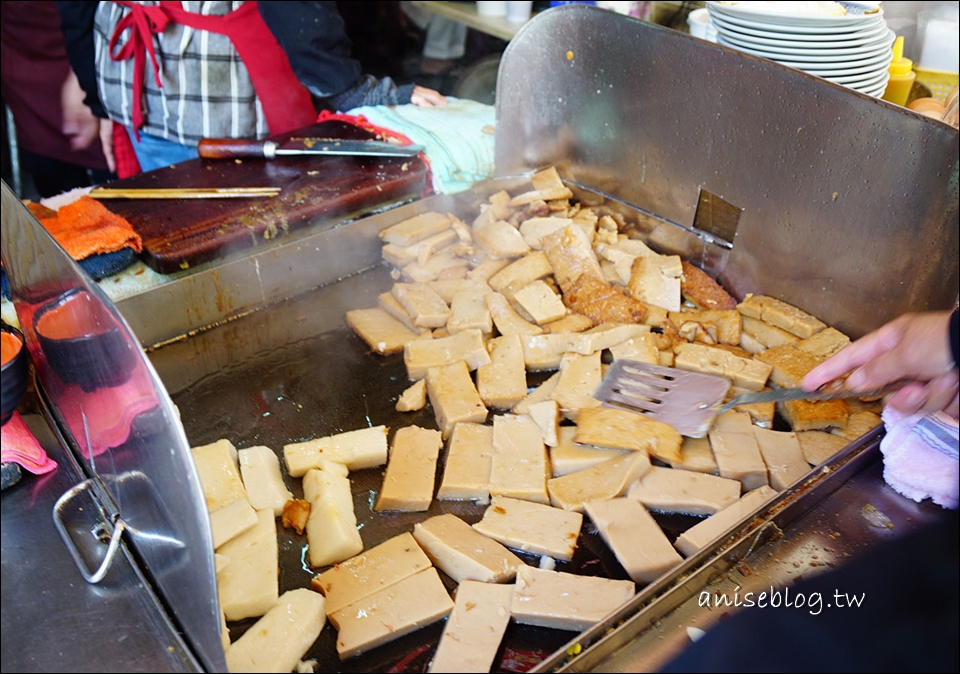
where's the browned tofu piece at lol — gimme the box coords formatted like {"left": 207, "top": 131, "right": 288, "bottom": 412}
{"left": 404, "top": 328, "right": 491, "bottom": 380}
{"left": 668, "top": 309, "right": 742, "bottom": 346}
{"left": 346, "top": 307, "right": 426, "bottom": 355}
{"left": 489, "top": 414, "right": 550, "bottom": 504}
{"left": 544, "top": 312, "right": 595, "bottom": 334}
{"left": 753, "top": 427, "right": 809, "bottom": 491}
{"left": 396, "top": 379, "right": 427, "bottom": 412}
{"left": 541, "top": 223, "right": 604, "bottom": 294}
{"left": 741, "top": 316, "right": 800, "bottom": 349}
{"left": 680, "top": 260, "right": 737, "bottom": 310}
{"left": 779, "top": 398, "right": 849, "bottom": 432}
{"left": 437, "top": 422, "right": 495, "bottom": 503}
{"left": 379, "top": 212, "right": 452, "bottom": 246}
{"left": 725, "top": 386, "right": 776, "bottom": 428}
{"left": 737, "top": 294, "right": 826, "bottom": 339}
{"left": 486, "top": 291, "right": 544, "bottom": 336}
{"left": 755, "top": 344, "right": 823, "bottom": 389}
{"left": 391, "top": 282, "right": 451, "bottom": 329}
{"left": 474, "top": 220, "right": 531, "bottom": 260}
{"left": 796, "top": 327, "right": 851, "bottom": 359}
{"left": 378, "top": 291, "right": 419, "bottom": 331}
{"left": 488, "top": 251, "right": 554, "bottom": 293}
{"left": 562, "top": 273, "right": 648, "bottom": 325}
{"left": 477, "top": 334, "right": 528, "bottom": 410}
{"left": 531, "top": 166, "right": 567, "bottom": 192}
{"left": 426, "top": 360, "right": 489, "bottom": 439}
{"left": 674, "top": 342, "right": 772, "bottom": 391}
{"left": 708, "top": 411, "right": 768, "bottom": 491}
{"left": 550, "top": 352, "right": 603, "bottom": 422}
{"left": 547, "top": 451, "right": 651, "bottom": 513}
{"left": 375, "top": 426, "right": 442, "bottom": 512}
{"left": 796, "top": 430, "right": 850, "bottom": 466}
{"left": 574, "top": 407, "right": 682, "bottom": 465}
{"left": 627, "top": 466, "right": 741, "bottom": 515}
{"left": 668, "top": 436, "right": 718, "bottom": 474}
{"left": 831, "top": 410, "right": 882, "bottom": 441}
{"left": 627, "top": 254, "right": 683, "bottom": 312}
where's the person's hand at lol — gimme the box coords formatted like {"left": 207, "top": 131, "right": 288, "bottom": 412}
{"left": 801, "top": 311, "right": 958, "bottom": 417}
{"left": 60, "top": 70, "right": 102, "bottom": 152}
{"left": 98, "top": 119, "right": 117, "bottom": 173}
{"left": 410, "top": 85, "right": 447, "bottom": 107}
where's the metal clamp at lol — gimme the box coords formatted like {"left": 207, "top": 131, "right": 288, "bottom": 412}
{"left": 52, "top": 479, "right": 127, "bottom": 584}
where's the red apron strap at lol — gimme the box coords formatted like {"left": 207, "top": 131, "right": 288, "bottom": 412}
{"left": 108, "top": 1, "right": 171, "bottom": 139}
{"left": 156, "top": 1, "right": 317, "bottom": 136}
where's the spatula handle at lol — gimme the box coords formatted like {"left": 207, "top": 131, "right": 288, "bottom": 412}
{"left": 197, "top": 138, "right": 275, "bottom": 159}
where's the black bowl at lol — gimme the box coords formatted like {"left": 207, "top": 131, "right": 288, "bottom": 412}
{"left": 34, "top": 289, "right": 138, "bottom": 393}
{"left": 1, "top": 322, "right": 29, "bottom": 425}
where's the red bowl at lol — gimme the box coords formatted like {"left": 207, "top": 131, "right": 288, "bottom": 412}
{"left": 34, "top": 289, "right": 137, "bottom": 393}
{"left": 1, "top": 322, "right": 28, "bottom": 425}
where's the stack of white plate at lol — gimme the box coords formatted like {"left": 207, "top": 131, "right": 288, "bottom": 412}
{"left": 705, "top": 2, "right": 894, "bottom": 97}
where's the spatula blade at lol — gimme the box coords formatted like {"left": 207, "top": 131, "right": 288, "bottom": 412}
{"left": 595, "top": 360, "right": 732, "bottom": 438}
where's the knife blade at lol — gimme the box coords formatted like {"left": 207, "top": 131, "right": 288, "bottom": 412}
{"left": 197, "top": 137, "right": 425, "bottom": 159}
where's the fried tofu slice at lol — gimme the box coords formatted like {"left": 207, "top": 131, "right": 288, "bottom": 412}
{"left": 778, "top": 398, "right": 849, "bottom": 432}
{"left": 477, "top": 335, "right": 528, "bottom": 410}
{"left": 741, "top": 316, "right": 800, "bottom": 349}
{"left": 796, "top": 430, "right": 849, "bottom": 466}
{"left": 754, "top": 343, "right": 823, "bottom": 389}
{"left": 543, "top": 312, "right": 595, "bottom": 334}
{"left": 673, "top": 342, "right": 772, "bottom": 391}
{"left": 486, "top": 291, "right": 544, "bottom": 336}
{"left": 346, "top": 307, "right": 427, "bottom": 355}
{"left": 796, "top": 327, "right": 851, "bottom": 359}
{"left": 488, "top": 251, "right": 554, "bottom": 293}
{"left": 627, "top": 254, "right": 683, "bottom": 312}
{"left": 680, "top": 260, "right": 737, "bottom": 310}
{"left": 474, "top": 220, "right": 531, "bottom": 260}
{"left": 831, "top": 410, "right": 882, "bottom": 441}
{"left": 541, "top": 223, "right": 604, "bottom": 294}
{"left": 574, "top": 407, "right": 682, "bottom": 465}
{"left": 737, "top": 294, "right": 826, "bottom": 339}
{"left": 392, "top": 282, "right": 451, "bottom": 329}
{"left": 380, "top": 211, "right": 452, "bottom": 246}
{"left": 562, "top": 273, "right": 649, "bottom": 325}
{"left": 668, "top": 309, "right": 742, "bottom": 346}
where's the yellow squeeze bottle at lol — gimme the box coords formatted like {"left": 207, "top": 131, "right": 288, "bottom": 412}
{"left": 882, "top": 36, "right": 916, "bottom": 107}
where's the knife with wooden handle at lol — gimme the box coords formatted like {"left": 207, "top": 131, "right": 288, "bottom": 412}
{"left": 197, "top": 138, "right": 425, "bottom": 159}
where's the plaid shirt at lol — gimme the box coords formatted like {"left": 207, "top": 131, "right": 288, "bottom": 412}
{"left": 93, "top": 1, "right": 270, "bottom": 144}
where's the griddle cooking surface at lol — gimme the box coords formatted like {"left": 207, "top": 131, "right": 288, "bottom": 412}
{"left": 149, "top": 264, "right": 702, "bottom": 672}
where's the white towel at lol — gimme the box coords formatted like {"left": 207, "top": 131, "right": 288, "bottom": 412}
{"left": 879, "top": 406, "right": 959, "bottom": 510}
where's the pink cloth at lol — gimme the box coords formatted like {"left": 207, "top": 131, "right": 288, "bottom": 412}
{"left": 1, "top": 412, "right": 58, "bottom": 474}
{"left": 880, "top": 406, "right": 959, "bottom": 510}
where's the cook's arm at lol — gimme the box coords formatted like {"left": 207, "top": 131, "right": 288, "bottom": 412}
{"left": 257, "top": 0, "right": 415, "bottom": 111}
{"left": 56, "top": 1, "right": 107, "bottom": 118}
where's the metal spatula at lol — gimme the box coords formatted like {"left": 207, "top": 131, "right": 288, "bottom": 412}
{"left": 594, "top": 360, "right": 898, "bottom": 439}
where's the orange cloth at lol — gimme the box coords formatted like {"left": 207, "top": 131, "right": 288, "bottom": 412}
{"left": 33, "top": 196, "right": 142, "bottom": 260}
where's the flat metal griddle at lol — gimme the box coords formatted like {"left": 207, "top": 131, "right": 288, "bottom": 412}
{"left": 150, "top": 262, "right": 708, "bottom": 672}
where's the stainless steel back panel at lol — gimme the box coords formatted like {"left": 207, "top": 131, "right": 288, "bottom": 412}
{"left": 495, "top": 4, "right": 959, "bottom": 337}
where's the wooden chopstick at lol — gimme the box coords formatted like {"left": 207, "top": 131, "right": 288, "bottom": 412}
{"left": 89, "top": 187, "right": 281, "bottom": 199}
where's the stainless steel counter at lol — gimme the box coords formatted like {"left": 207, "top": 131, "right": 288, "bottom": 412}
{"left": 1, "top": 415, "right": 201, "bottom": 673}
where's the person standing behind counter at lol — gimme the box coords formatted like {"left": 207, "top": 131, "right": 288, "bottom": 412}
{"left": 1, "top": 2, "right": 116, "bottom": 196}
{"left": 56, "top": 1, "right": 447, "bottom": 173}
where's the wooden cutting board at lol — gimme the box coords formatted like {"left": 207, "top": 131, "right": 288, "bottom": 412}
{"left": 101, "top": 121, "right": 429, "bottom": 274}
